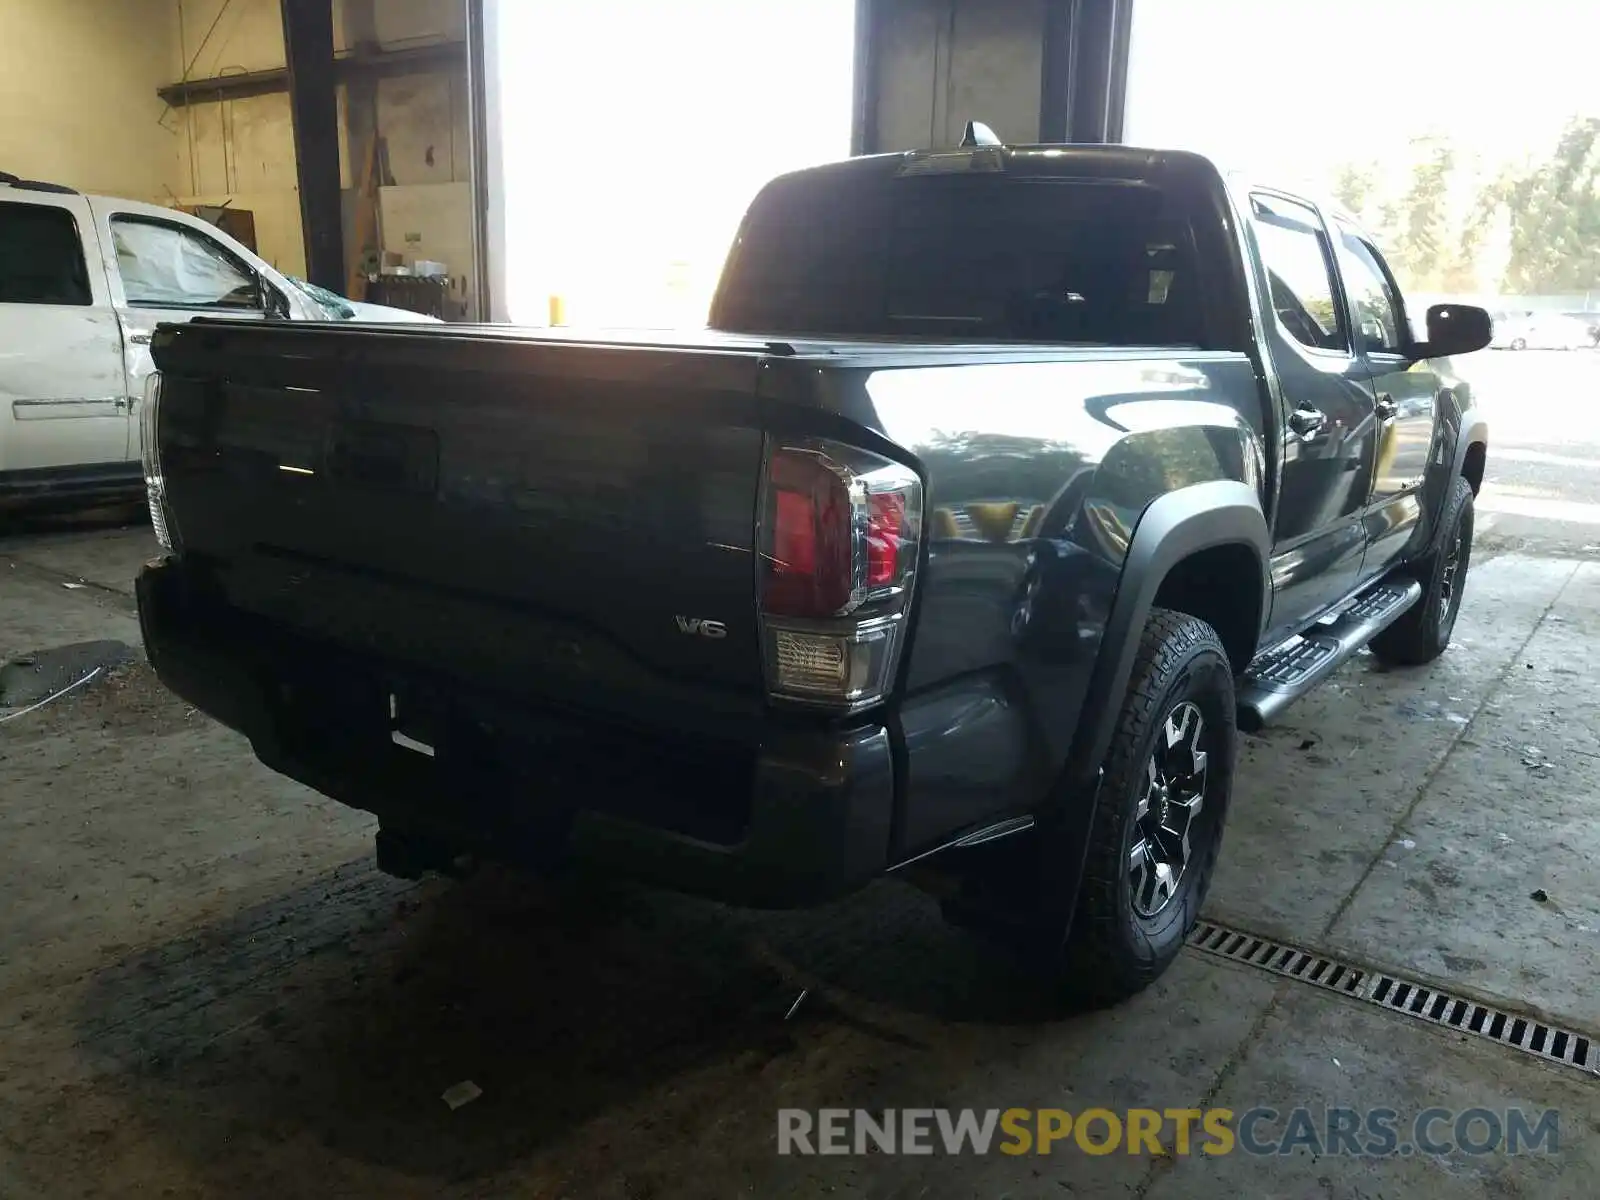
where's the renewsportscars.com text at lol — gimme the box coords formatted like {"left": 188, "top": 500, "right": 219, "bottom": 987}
{"left": 777, "top": 1106, "right": 1560, "bottom": 1158}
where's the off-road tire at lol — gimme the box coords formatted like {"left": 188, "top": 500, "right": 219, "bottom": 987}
{"left": 1369, "top": 476, "right": 1474, "bottom": 667}
{"left": 1058, "top": 608, "right": 1235, "bottom": 1006}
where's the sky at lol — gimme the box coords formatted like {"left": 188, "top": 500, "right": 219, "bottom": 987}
{"left": 1123, "top": 0, "right": 1600, "bottom": 191}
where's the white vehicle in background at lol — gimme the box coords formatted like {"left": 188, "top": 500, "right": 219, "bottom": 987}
{"left": 283, "top": 273, "right": 445, "bottom": 324}
{"left": 0, "top": 174, "right": 440, "bottom": 509}
{"left": 1490, "top": 311, "right": 1594, "bottom": 351}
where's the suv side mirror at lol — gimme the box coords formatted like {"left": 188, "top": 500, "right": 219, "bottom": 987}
{"left": 1413, "top": 303, "right": 1491, "bottom": 359}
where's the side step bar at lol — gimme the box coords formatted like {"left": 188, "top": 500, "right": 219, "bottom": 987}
{"left": 1237, "top": 578, "right": 1422, "bottom": 732}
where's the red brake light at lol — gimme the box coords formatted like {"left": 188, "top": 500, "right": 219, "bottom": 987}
{"left": 764, "top": 448, "right": 853, "bottom": 617}
{"left": 866, "top": 491, "right": 907, "bottom": 588}
{"left": 757, "top": 436, "right": 922, "bottom": 713}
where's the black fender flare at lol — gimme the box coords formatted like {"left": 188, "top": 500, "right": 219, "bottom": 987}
{"left": 1015, "top": 479, "right": 1269, "bottom": 946}
{"left": 1450, "top": 406, "right": 1488, "bottom": 490}
{"left": 1066, "top": 479, "right": 1270, "bottom": 786}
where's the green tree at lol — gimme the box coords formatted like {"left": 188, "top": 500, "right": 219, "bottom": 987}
{"left": 1332, "top": 161, "right": 1380, "bottom": 222}
{"left": 1443, "top": 168, "right": 1515, "bottom": 294}
{"left": 1379, "top": 136, "right": 1457, "bottom": 292}
{"left": 1502, "top": 117, "right": 1600, "bottom": 293}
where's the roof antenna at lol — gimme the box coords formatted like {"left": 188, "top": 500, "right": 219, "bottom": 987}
{"left": 960, "top": 121, "right": 1002, "bottom": 148}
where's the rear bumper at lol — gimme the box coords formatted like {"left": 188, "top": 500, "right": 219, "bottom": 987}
{"left": 136, "top": 557, "right": 895, "bottom": 908}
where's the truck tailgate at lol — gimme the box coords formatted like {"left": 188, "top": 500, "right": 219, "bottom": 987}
{"left": 153, "top": 323, "right": 775, "bottom": 724}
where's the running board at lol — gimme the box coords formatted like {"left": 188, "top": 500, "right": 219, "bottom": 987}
{"left": 1237, "top": 578, "right": 1422, "bottom": 731}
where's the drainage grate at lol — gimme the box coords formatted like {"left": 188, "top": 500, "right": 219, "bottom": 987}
{"left": 1189, "top": 919, "right": 1595, "bottom": 1076}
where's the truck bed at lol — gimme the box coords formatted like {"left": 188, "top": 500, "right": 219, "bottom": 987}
{"left": 156, "top": 322, "right": 794, "bottom": 731}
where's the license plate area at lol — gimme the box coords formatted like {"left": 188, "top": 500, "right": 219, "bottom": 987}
{"left": 388, "top": 684, "right": 444, "bottom": 758}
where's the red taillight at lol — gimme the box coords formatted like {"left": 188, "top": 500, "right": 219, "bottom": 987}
{"left": 757, "top": 437, "right": 922, "bottom": 712}
{"left": 866, "top": 491, "right": 907, "bottom": 588}
{"left": 765, "top": 448, "right": 854, "bottom": 617}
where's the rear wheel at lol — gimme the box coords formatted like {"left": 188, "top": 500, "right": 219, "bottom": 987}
{"left": 942, "top": 609, "right": 1235, "bottom": 1007}
{"left": 1057, "top": 609, "right": 1235, "bottom": 1004}
{"left": 1369, "top": 476, "right": 1474, "bottom": 667}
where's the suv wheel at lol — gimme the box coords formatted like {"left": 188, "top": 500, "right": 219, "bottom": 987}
{"left": 1369, "top": 476, "right": 1474, "bottom": 667}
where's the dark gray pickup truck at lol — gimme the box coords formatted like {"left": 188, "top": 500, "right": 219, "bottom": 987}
{"left": 135, "top": 138, "right": 1492, "bottom": 1004}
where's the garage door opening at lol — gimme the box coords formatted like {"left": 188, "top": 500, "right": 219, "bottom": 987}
{"left": 487, "top": 0, "right": 855, "bottom": 329}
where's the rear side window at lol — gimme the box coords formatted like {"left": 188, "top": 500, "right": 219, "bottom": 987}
{"left": 110, "top": 216, "right": 261, "bottom": 309}
{"left": 1250, "top": 194, "right": 1346, "bottom": 353}
{"left": 0, "top": 201, "right": 92, "bottom": 305}
{"left": 1332, "top": 223, "right": 1406, "bottom": 355}
{"left": 714, "top": 170, "right": 1212, "bottom": 347}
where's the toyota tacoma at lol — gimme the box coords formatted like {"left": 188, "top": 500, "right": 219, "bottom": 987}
{"left": 134, "top": 134, "right": 1492, "bottom": 1004}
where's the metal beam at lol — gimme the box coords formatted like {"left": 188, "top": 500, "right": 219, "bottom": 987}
{"left": 465, "top": 0, "right": 492, "bottom": 321}
{"left": 1104, "top": 0, "right": 1134, "bottom": 142}
{"left": 157, "top": 40, "right": 467, "bottom": 108}
{"left": 280, "top": 0, "right": 345, "bottom": 291}
{"left": 1038, "top": 0, "right": 1077, "bottom": 143}
{"left": 1059, "top": 0, "right": 1133, "bottom": 144}
{"left": 850, "top": 0, "right": 881, "bottom": 155}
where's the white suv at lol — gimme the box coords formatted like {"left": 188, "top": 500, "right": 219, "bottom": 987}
{"left": 0, "top": 175, "right": 439, "bottom": 508}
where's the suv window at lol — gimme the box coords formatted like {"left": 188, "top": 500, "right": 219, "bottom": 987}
{"left": 0, "top": 201, "right": 92, "bottom": 305}
{"left": 1250, "top": 194, "right": 1345, "bottom": 352}
{"left": 110, "top": 215, "right": 261, "bottom": 309}
{"left": 1332, "top": 224, "right": 1406, "bottom": 355}
{"left": 714, "top": 170, "right": 1212, "bottom": 347}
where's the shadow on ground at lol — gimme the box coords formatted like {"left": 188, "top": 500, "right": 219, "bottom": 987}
{"left": 70, "top": 860, "right": 1070, "bottom": 1188}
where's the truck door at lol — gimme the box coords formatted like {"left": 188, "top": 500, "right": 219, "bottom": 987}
{"left": 1247, "top": 193, "right": 1380, "bottom": 642}
{"left": 90, "top": 206, "right": 272, "bottom": 415}
{"left": 1329, "top": 221, "right": 1438, "bottom": 579}
{"left": 0, "top": 194, "right": 131, "bottom": 483}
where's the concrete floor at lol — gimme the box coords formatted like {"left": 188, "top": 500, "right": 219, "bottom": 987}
{"left": 3, "top": 356, "right": 1597, "bottom": 1198}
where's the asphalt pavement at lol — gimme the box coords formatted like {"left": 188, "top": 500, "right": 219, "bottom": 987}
{"left": 1456, "top": 348, "right": 1600, "bottom": 557}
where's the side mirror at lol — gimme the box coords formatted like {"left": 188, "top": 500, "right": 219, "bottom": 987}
{"left": 1413, "top": 303, "right": 1491, "bottom": 359}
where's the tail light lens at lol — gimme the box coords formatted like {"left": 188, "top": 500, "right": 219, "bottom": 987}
{"left": 758, "top": 438, "right": 921, "bottom": 712}
{"left": 139, "top": 372, "right": 179, "bottom": 552}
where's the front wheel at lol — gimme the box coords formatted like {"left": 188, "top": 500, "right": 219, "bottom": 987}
{"left": 1369, "top": 476, "right": 1475, "bottom": 666}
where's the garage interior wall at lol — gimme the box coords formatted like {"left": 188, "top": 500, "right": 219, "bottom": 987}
{"left": 171, "top": 0, "right": 471, "bottom": 292}
{"left": 3, "top": 0, "right": 472, "bottom": 294}
{"left": 0, "top": 0, "right": 184, "bottom": 199}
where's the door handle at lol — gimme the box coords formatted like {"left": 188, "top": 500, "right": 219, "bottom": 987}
{"left": 1287, "top": 405, "right": 1327, "bottom": 440}
{"left": 1375, "top": 395, "right": 1398, "bottom": 421}
{"left": 127, "top": 333, "right": 152, "bottom": 346}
